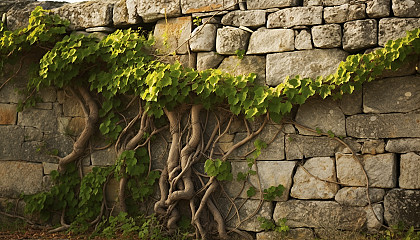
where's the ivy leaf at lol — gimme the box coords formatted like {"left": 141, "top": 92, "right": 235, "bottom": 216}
{"left": 247, "top": 186, "right": 256, "bottom": 197}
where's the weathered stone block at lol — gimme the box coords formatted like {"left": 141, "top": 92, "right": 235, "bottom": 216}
{"left": 196, "top": 52, "right": 224, "bottom": 71}
{"left": 343, "top": 19, "right": 377, "bottom": 52}
{"left": 384, "top": 189, "right": 420, "bottom": 228}
{"left": 266, "top": 49, "right": 348, "bottom": 86}
{"left": 365, "top": 203, "right": 384, "bottom": 232}
{"left": 291, "top": 157, "right": 339, "bottom": 199}
{"left": 400, "top": 152, "right": 420, "bottom": 189}
{"left": 361, "top": 139, "right": 385, "bottom": 155}
{"left": 190, "top": 24, "right": 217, "bottom": 52}
{"left": 0, "top": 104, "right": 17, "bottom": 125}
{"left": 136, "top": 0, "right": 180, "bottom": 23}
{"left": 273, "top": 200, "right": 366, "bottom": 230}
{"left": 221, "top": 10, "right": 266, "bottom": 27}
{"left": 312, "top": 24, "right": 341, "bottom": 48}
{"left": 113, "top": 0, "right": 140, "bottom": 25}
{"left": 0, "top": 126, "right": 24, "bottom": 160}
{"left": 324, "top": 4, "right": 366, "bottom": 23}
{"left": 295, "top": 96, "right": 346, "bottom": 136}
{"left": 339, "top": 90, "right": 362, "bottom": 115}
{"left": 153, "top": 16, "right": 192, "bottom": 55}
{"left": 0, "top": 161, "right": 43, "bottom": 197}
{"left": 392, "top": 0, "right": 420, "bottom": 17}
{"left": 43, "top": 162, "right": 58, "bottom": 175}
{"left": 24, "top": 127, "right": 43, "bottom": 142}
{"left": 52, "top": 1, "right": 114, "bottom": 30}
{"left": 247, "top": 28, "right": 294, "bottom": 54}
{"left": 18, "top": 108, "right": 59, "bottom": 133}
{"left": 295, "top": 29, "right": 312, "bottom": 50}
{"left": 335, "top": 187, "right": 385, "bottom": 206}
{"left": 91, "top": 148, "right": 117, "bottom": 166}
{"left": 378, "top": 18, "right": 420, "bottom": 46}
{"left": 267, "top": 7, "right": 323, "bottom": 28}
{"left": 323, "top": 0, "right": 350, "bottom": 5}
{"left": 386, "top": 138, "right": 420, "bottom": 153}
{"left": 181, "top": 0, "right": 236, "bottom": 14}
{"left": 346, "top": 113, "right": 420, "bottom": 138}
{"left": 256, "top": 228, "right": 315, "bottom": 240}
{"left": 366, "top": 0, "right": 390, "bottom": 18}
{"left": 363, "top": 76, "right": 420, "bottom": 113}
{"left": 336, "top": 153, "right": 397, "bottom": 188}
{"left": 216, "top": 27, "right": 250, "bottom": 55}
{"left": 218, "top": 56, "right": 265, "bottom": 85}
{"left": 247, "top": 0, "right": 299, "bottom": 9}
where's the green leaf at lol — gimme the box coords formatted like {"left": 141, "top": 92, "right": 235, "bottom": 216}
{"left": 247, "top": 187, "right": 256, "bottom": 197}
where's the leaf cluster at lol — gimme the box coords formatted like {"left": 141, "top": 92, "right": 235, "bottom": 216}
{"left": 204, "top": 158, "right": 233, "bottom": 181}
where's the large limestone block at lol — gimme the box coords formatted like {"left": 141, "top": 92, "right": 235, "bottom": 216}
{"left": 400, "top": 152, "right": 420, "bottom": 189}
{"left": 366, "top": 0, "right": 390, "bottom": 18}
{"left": 0, "top": 104, "right": 17, "bottom": 125}
{"left": 216, "top": 27, "right": 250, "bottom": 55}
{"left": 312, "top": 24, "right": 342, "bottom": 48}
{"left": 267, "top": 7, "right": 323, "bottom": 28}
{"left": 291, "top": 157, "right": 339, "bottom": 199}
{"left": 273, "top": 200, "right": 366, "bottom": 230}
{"left": 386, "top": 138, "right": 420, "bottom": 153}
{"left": 247, "top": 28, "right": 294, "bottom": 54}
{"left": 190, "top": 24, "right": 217, "bottom": 52}
{"left": 295, "top": 29, "right": 313, "bottom": 50}
{"left": 181, "top": 0, "right": 236, "bottom": 14}
{"left": 384, "top": 189, "right": 420, "bottom": 228}
{"left": 136, "top": 0, "right": 181, "bottom": 23}
{"left": 343, "top": 19, "right": 377, "bottom": 52}
{"left": 378, "top": 18, "right": 420, "bottom": 46}
{"left": 266, "top": 49, "right": 348, "bottom": 86}
{"left": 52, "top": 1, "right": 114, "bottom": 30}
{"left": 196, "top": 52, "right": 224, "bottom": 71}
{"left": 256, "top": 228, "right": 315, "bottom": 240}
{"left": 221, "top": 10, "right": 266, "bottom": 27}
{"left": 392, "top": 0, "right": 420, "bottom": 17}
{"left": 247, "top": 0, "right": 299, "bottom": 10}
{"left": 295, "top": 96, "right": 346, "bottom": 137}
{"left": 218, "top": 55, "right": 266, "bottom": 85}
{"left": 335, "top": 187, "right": 385, "bottom": 206}
{"left": 0, "top": 161, "right": 43, "bottom": 197}
{"left": 336, "top": 153, "right": 397, "bottom": 188}
{"left": 363, "top": 76, "right": 420, "bottom": 113}
{"left": 324, "top": 4, "right": 367, "bottom": 23}
{"left": 0, "top": 126, "right": 24, "bottom": 160}
{"left": 153, "top": 16, "right": 192, "bottom": 55}
{"left": 346, "top": 113, "right": 420, "bottom": 138}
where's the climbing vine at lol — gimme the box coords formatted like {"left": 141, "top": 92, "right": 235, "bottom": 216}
{"left": 1, "top": 6, "right": 420, "bottom": 239}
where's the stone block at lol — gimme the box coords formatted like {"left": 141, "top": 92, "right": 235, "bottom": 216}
{"left": 346, "top": 113, "right": 420, "bottom": 138}
{"left": 196, "top": 52, "right": 224, "bottom": 71}
{"left": 247, "top": 28, "right": 295, "bottom": 54}
{"left": 384, "top": 189, "right": 420, "bottom": 228}
{"left": 0, "top": 126, "right": 24, "bottom": 160}
{"left": 386, "top": 138, "right": 420, "bottom": 153}
{"left": 158, "top": 54, "right": 197, "bottom": 69}
{"left": 0, "top": 161, "right": 43, "bottom": 197}
{"left": 273, "top": 200, "right": 366, "bottom": 230}
{"left": 221, "top": 10, "right": 266, "bottom": 28}
{"left": 363, "top": 76, "right": 420, "bottom": 113}
{"left": 400, "top": 152, "right": 420, "bottom": 189}
{"left": 343, "top": 19, "right": 377, "bottom": 52}
{"left": 392, "top": 0, "right": 420, "bottom": 17}
{"left": 366, "top": 0, "right": 390, "bottom": 18}
{"left": 190, "top": 24, "right": 217, "bottom": 52}
{"left": 266, "top": 49, "right": 348, "bottom": 86}
{"left": 24, "top": 127, "right": 43, "bottom": 142}
{"left": 62, "top": 95, "right": 84, "bottom": 117}
{"left": 339, "top": 90, "right": 362, "bottom": 115}
{"left": 365, "top": 203, "right": 384, "bottom": 232}
{"left": 378, "top": 18, "right": 420, "bottom": 46}
{"left": 113, "top": 0, "right": 140, "bottom": 25}
{"left": 91, "top": 148, "right": 117, "bottom": 166}
{"left": 218, "top": 55, "right": 265, "bottom": 85}
{"left": 256, "top": 228, "right": 315, "bottom": 240}
{"left": 43, "top": 162, "right": 58, "bottom": 175}
{"left": 303, "top": 0, "right": 323, "bottom": 6}
{"left": 295, "top": 96, "right": 346, "bottom": 137}
{"left": 312, "top": 24, "right": 342, "bottom": 48}
{"left": 52, "top": 1, "right": 114, "bottom": 30}
{"left": 0, "top": 104, "right": 17, "bottom": 125}
{"left": 153, "top": 16, "right": 192, "bottom": 55}
{"left": 216, "top": 27, "right": 250, "bottom": 55}
{"left": 324, "top": 4, "right": 366, "bottom": 23}
{"left": 218, "top": 198, "right": 273, "bottom": 232}
{"left": 181, "top": 0, "right": 236, "bottom": 14}
{"left": 39, "top": 87, "right": 57, "bottom": 103}
{"left": 295, "top": 29, "right": 313, "bottom": 50}
{"left": 335, "top": 187, "right": 385, "bottom": 206}
{"left": 291, "top": 157, "right": 339, "bottom": 199}
{"left": 136, "top": 0, "right": 181, "bottom": 23}
{"left": 267, "top": 7, "right": 323, "bottom": 28}
{"left": 323, "top": 0, "right": 350, "bottom": 5}
{"left": 247, "top": 0, "right": 299, "bottom": 10}
{"left": 18, "top": 108, "right": 59, "bottom": 133}
{"left": 361, "top": 139, "right": 385, "bottom": 155}
{"left": 336, "top": 153, "right": 397, "bottom": 188}
{"left": 0, "top": 80, "right": 24, "bottom": 104}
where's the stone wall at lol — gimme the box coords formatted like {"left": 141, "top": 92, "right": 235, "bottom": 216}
{"left": 1, "top": 0, "right": 420, "bottom": 238}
